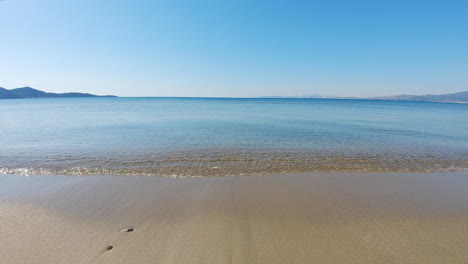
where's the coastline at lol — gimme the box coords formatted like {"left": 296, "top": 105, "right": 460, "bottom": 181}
{"left": 2, "top": 150, "right": 468, "bottom": 177}
{"left": 1, "top": 172, "right": 468, "bottom": 264}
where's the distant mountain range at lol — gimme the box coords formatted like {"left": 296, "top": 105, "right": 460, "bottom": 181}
{"left": 371, "top": 91, "right": 468, "bottom": 103}
{"left": 0, "top": 87, "right": 116, "bottom": 99}
{"left": 260, "top": 91, "right": 468, "bottom": 103}
{"left": 1, "top": 87, "right": 467, "bottom": 103}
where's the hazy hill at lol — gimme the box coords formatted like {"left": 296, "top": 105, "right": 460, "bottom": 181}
{"left": 0, "top": 87, "right": 116, "bottom": 99}
{"left": 0, "top": 87, "right": 21, "bottom": 99}
{"left": 372, "top": 91, "right": 468, "bottom": 103}
{"left": 260, "top": 91, "right": 468, "bottom": 103}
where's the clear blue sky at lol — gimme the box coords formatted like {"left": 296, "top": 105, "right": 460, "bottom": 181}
{"left": 1, "top": 0, "right": 467, "bottom": 97}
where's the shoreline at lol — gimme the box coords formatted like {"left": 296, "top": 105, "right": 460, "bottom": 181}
{"left": 1, "top": 172, "right": 468, "bottom": 263}
{"left": 2, "top": 167, "right": 468, "bottom": 178}
{"left": 4, "top": 149, "right": 468, "bottom": 178}
{"left": 2, "top": 153, "right": 468, "bottom": 177}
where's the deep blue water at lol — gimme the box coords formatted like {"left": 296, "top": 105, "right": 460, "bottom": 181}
{"left": 1, "top": 98, "right": 468, "bottom": 176}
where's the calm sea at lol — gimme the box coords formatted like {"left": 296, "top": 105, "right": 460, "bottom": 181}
{"left": 1, "top": 98, "right": 468, "bottom": 176}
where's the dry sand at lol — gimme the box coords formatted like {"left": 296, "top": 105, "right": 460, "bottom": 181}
{"left": 1, "top": 172, "right": 468, "bottom": 264}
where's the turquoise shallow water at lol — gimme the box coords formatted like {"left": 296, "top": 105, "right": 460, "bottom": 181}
{"left": 1, "top": 98, "right": 468, "bottom": 176}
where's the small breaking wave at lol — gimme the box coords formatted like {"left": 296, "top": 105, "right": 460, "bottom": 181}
{"left": 1, "top": 151, "right": 468, "bottom": 177}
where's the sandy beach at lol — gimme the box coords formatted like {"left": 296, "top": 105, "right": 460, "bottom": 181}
{"left": 1, "top": 172, "right": 468, "bottom": 264}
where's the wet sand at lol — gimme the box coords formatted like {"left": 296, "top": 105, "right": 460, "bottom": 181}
{"left": 1, "top": 172, "right": 468, "bottom": 264}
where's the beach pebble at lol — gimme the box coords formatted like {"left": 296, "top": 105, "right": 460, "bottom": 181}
{"left": 120, "top": 228, "right": 134, "bottom": 232}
